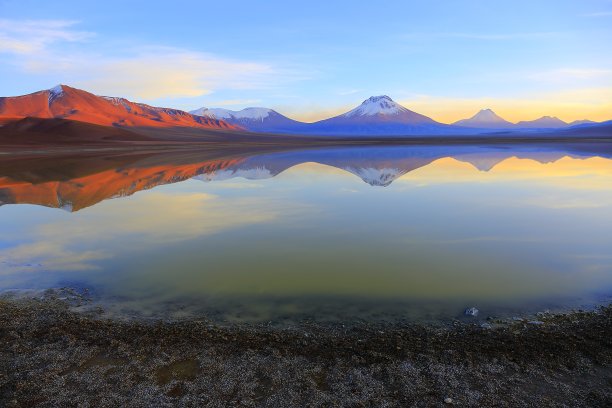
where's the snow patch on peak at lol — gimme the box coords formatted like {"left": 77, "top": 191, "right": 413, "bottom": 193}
{"left": 48, "top": 84, "right": 64, "bottom": 105}
{"left": 189, "top": 107, "right": 210, "bottom": 117}
{"left": 49, "top": 84, "right": 64, "bottom": 94}
{"left": 102, "top": 96, "right": 132, "bottom": 112}
{"left": 343, "top": 95, "right": 405, "bottom": 117}
{"left": 190, "top": 107, "right": 273, "bottom": 122}
{"left": 237, "top": 107, "right": 273, "bottom": 120}
{"left": 345, "top": 167, "right": 404, "bottom": 187}
{"left": 367, "top": 95, "right": 393, "bottom": 103}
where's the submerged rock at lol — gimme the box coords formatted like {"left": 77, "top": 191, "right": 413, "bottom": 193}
{"left": 464, "top": 307, "right": 479, "bottom": 317}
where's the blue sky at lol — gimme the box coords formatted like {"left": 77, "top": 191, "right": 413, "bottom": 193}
{"left": 1, "top": 0, "right": 611, "bottom": 122}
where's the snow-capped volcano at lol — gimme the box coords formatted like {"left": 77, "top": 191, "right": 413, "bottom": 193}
{"left": 305, "top": 95, "right": 448, "bottom": 136}
{"left": 453, "top": 109, "right": 514, "bottom": 129}
{"left": 189, "top": 107, "right": 304, "bottom": 133}
{"left": 343, "top": 95, "right": 407, "bottom": 117}
{"left": 337, "top": 95, "right": 436, "bottom": 123}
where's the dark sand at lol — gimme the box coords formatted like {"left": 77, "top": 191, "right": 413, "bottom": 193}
{"left": 0, "top": 290, "right": 610, "bottom": 407}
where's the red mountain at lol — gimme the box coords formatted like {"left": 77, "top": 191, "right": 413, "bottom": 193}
{"left": 0, "top": 85, "right": 240, "bottom": 130}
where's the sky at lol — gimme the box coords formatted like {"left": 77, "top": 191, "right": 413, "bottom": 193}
{"left": 0, "top": 0, "right": 611, "bottom": 123}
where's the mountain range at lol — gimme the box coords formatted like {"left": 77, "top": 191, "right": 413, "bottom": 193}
{"left": 0, "top": 85, "right": 610, "bottom": 138}
{"left": 192, "top": 95, "right": 607, "bottom": 135}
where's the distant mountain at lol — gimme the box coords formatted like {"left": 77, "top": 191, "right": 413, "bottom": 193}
{"left": 516, "top": 116, "right": 567, "bottom": 129}
{"left": 190, "top": 96, "right": 455, "bottom": 136}
{"left": 189, "top": 107, "right": 304, "bottom": 133}
{"left": 305, "top": 95, "right": 452, "bottom": 136}
{"left": 453, "top": 109, "right": 514, "bottom": 129}
{"left": 552, "top": 120, "right": 612, "bottom": 137}
{"left": 569, "top": 119, "right": 597, "bottom": 127}
{"left": 1, "top": 86, "right": 607, "bottom": 137}
{"left": 0, "top": 85, "right": 239, "bottom": 130}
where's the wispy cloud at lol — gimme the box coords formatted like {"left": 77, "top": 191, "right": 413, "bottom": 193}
{"left": 0, "top": 19, "right": 92, "bottom": 54}
{"left": 73, "top": 48, "right": 282, "bottom": 99}
{"left": 337, "top": 89, "right": 362, "bottom": 96}
{"left": 0, "top": 19, "right": 305, "bottom": 101}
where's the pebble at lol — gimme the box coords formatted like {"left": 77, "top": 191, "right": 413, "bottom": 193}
{"left": 464, "top": 307, "right": 479, "bottom": 317}
{"left": 444, "top": 397, "right": 453, "bottom": 404}
{"left": 480, "top": 323, "right": 492, "bottom": 329}
{"left": 528, "top": 320, "right": 544, "bottom": 325}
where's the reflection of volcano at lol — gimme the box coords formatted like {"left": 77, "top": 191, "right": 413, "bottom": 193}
{"left": 0, "top": 143, "right": 609, "bottom": 211}
{"left": 344, "top": 167, "right": 404, "bottom": 187}
{"left": 189, "top": 145, "right": 601, "bottom": 187}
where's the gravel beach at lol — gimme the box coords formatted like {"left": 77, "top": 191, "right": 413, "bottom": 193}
{"left": 0, "top": 292, "right": 610, "bottom": 407}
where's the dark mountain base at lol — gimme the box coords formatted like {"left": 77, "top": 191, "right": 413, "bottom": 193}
{"left": 1, "top": 293, "right": 610, "bottom": 407}
{"left": 1, "top": 117, "right": 611, "bottom": 151}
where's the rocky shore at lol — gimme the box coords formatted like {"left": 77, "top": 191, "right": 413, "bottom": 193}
{"left": 0, "top": 291, "right": 610, "bottom": 407}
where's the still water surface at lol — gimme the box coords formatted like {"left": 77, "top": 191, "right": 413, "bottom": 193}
{"left": 1, "top": 143, "right": 611, "bottom": 323}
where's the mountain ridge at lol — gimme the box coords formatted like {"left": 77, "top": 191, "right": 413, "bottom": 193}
{"left": 453, "top": 109, "right": 514, "bottom": 129}
{"left": 0, "top": 85, "right": 608, "bottom": 136}
{"left": 0, "top": 85, "right": 239, "bottom": 131}
{"left": 189, "top": 106, "right": 304, "bottom": 133}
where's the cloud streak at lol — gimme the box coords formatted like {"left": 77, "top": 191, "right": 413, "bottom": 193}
{"left": 0, "top": 19, "right": 92, "bottom": 54}
{"left": 75, "top": 48, "right": 281, "bottom": 99}
{"left": 0, "top": 19, "right": 302, "bottom": 101}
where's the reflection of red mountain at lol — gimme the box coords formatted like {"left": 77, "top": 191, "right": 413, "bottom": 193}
{"left": 0, "top": 85, "right": 239, "bottom": 130}
{"left": 1, "top": 145, "right": 609, "bottom": 211}
{"left": 0, "top": 156, "right": 247, "bottom": 211}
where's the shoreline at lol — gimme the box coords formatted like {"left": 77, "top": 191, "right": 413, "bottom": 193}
{"left": 1, "top": 292, "right": 610, "bottom": 406}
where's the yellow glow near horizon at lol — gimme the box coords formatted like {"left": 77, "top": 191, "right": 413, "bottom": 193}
{"left": 398, "top": 156, "right": 612, "bottom": 192}
{"left": 284, "top": 87, "right": 612, "bottom": 124}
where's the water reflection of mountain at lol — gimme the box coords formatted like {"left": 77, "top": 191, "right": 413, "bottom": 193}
{"left": 1, "top": 143, "right": 610, "bottom": 211}
{"left": 194, "top": 145, "right": 609, "bottom": 187}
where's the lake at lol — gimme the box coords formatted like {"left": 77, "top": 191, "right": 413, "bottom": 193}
{"left": 1, "top": 142, "right": 611, "bottom": 323}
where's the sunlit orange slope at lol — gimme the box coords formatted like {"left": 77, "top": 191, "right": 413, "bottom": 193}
{"left": 0, "top": 85, "right": 240, "bottom": 130}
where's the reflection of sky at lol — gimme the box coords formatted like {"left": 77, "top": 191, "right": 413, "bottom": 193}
{"left": 0, "top": 153, "right": 611, "bottom": 311}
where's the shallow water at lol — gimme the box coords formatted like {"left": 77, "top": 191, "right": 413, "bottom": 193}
{"left": 1, "top": 142, "right": 612, "bottom": 322}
